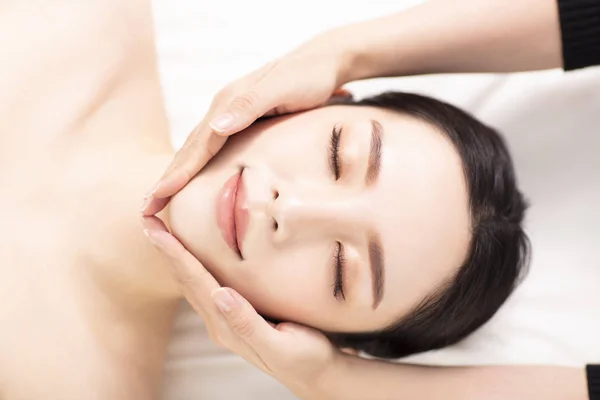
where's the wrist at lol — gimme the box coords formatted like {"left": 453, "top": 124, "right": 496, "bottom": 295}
{"left": 322, "top": 12, "right": 428, "bottom": 82}
{"left": 308, "top": 351, "right": 352, "bottom": 400}
{"left": 281, "top": 350, "right": 345, "bottom": 400}
{"left": 321, "top": 27, "right": 362, "bottom": 86}
{"left": 293, "top": 27, "right": 360, "bottom": 87}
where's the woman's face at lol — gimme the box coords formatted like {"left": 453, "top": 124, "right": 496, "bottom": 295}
{"left": 169, "top": 105, "right": 471, "bottom": 333}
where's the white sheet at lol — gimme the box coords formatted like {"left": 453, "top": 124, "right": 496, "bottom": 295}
{"left": 153, "top": 1, "right": 600, "bottom": 399}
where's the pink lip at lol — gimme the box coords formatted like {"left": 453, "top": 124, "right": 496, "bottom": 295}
{"left": 216, "top": 169, "right": 248, "bottom": 258}
{"left": 234, "top": 170, "right": 249, "bottom": 256}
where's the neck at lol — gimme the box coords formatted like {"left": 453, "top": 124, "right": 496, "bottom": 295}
{"left": 85, "top": 151, "right": 182, "bottom": 311}
{"left": 47, "top": 151, "right": 183, "bottom": 385}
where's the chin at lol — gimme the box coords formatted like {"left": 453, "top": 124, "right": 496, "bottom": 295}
{"left": 169, "top": 177, "right": 216, "bottom": 257}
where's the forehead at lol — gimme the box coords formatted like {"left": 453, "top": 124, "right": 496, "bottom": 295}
{"left": 334, "top": 105, "right": 472, "bottom": 322}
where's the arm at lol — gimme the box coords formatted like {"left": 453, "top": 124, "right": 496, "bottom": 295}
{"left": 326, "top": 0, "right": 564, "bottom": 81}
{"left": 316, "top": 354, "right": 589, "bottom": 400}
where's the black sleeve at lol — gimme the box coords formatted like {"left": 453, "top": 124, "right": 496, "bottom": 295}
{"left": 557, "top": 0, "right": 600, "bottom": 70}
{"left": 588, "top": 365, "right": 600, "bottom": 400}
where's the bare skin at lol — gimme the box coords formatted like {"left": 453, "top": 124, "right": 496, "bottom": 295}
{"left": 0, "top": 1, "right": 180, "bottom": 398}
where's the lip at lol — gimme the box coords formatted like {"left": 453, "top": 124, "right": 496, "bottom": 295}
{"left": 234, "top": 169, "right": 249, "bottom": 256}
{"left": 216, "top": 168, "right": 248, "bottom": 258}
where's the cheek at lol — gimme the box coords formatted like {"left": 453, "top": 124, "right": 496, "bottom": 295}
{"left": 168, "top": 184, "right": 208, "bottom": 252}
{"left": 240, "top": 119, "right": 329, "bottom": 180}
{"left": 227, "top": 251, "right": 329, "bottom": 324}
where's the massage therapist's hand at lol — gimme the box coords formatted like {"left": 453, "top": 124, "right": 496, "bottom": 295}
{"left": 141, "top": 215, "right": 339, "bottom": 400}
{"left": 141, "top": 31, "right": 354, "bottom": 216}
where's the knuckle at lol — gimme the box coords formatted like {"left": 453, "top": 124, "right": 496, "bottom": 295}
{"left": 172, "top": 268, "right": 201, "bottom": 291}
{"left": 230, "top": 90, "right": 260, "bottom": 114}
{"left": 173, "top": 165, "right": 193, "bottom": 184}
{"left": 184, "top": 135, "right": 204, "bottom": 158}
{"left": 185, "top": 130, "right": 207, "bottom": 149}
{"left": 180, "top": 139, "right": 211, "bottom": 167}
{"left": 186, "top": 131, "right": 223, "bottom": 160}
{"left": 230, "top": 315, "right": 255, "bottom": 338}
{"left": 186, "top": 280, "right": 213, "bottom": 304}
{"left": 167, "top": 151, "right": 186, "bottom": 174}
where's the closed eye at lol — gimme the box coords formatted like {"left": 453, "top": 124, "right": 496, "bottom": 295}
{"left": 328, "top": 125, "right": 342, "bottom": 180}
{"left": 332, "top": 241, "right": 346, "bottom": 300}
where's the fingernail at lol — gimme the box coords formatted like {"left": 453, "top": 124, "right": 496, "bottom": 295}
{"left": 210, "top": 114, "right": 234, "bottom": 133}
{"left": 144, "top": 182, "right": 160, "bottom": 199}
{"left": 143, "top": 229, "right": 155, "bottom": 244}
{"left": 143, "top": 229, "right": 163, "bottom": 249}
{"left": 212, "top": 288, "right": 236, "bottom": 313}
{"left": 140, "top": 196, "right": 152, "bottom": 213}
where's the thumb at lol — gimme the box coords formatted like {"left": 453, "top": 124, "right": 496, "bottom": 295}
{"left": 212, "top": 287, "right": 279, "bottom": 347}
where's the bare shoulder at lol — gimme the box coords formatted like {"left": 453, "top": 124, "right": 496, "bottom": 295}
{"left": 0, "top": 0, "right": 168, "bottom": 155}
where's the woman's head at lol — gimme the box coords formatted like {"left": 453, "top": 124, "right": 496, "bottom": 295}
{"left": 168, "top": 92, "right": 529, "bottom": 358}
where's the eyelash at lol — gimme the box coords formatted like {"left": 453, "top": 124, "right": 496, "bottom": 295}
{"left": 328, "top": 126, "right": 345, "bottom": 300}
{"left": 328, "top": 125, "right": 342, "bottom": 180}
{"left": 333, "top": 241, "right": 346, "bottom": 300}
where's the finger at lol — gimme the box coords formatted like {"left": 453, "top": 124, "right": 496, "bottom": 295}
{"left": 157, "top": 127, "right": 227, "bottom": 196}
{"left": 208, "top": 61, "right": 281, "bottom": 136}
{"left": 142, "top": 216, "right": 275, "bottom": 374}
{"left": 209, "top": 92, "right": 264, "bottom": 136}
{"left": 144, "top": 93, "right": 275, "bottom": 215}
{"left": 141, "top": 214, "right": 169, "bottom": 232}
{"left": 142, "top": 215, "right": 269, "bottom": 369}
{"left": 140, "top": 131, "right": 228, "bottom": 217}
{"left": 212, "top": 287, "right": 283, "bottom": 354}
{"left": 205, "top": 315, "right": 273, "bottom": 375}
{"left": 209, "top": 71, "right": 290, "bottom": 137}
{"left": 141, "top": 216, "right": 221, "bottom": 312}
{"left": 142, "top": 66, "right": 284, "bottom": 209}
{"left": 140, "top": 195, "right": 170, "bottom": 217}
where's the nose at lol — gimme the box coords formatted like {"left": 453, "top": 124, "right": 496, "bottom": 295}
{"left": 268, "top": 181, "right": 364, "bottom": 243}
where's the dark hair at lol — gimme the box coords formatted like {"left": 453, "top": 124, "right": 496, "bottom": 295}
{"left": 325, "top": 92, "right": 530, "bottom": 359}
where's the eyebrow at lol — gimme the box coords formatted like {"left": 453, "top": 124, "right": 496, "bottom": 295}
{"left": 368, "top": 231, "right": 385, "bottom": 309}
{"left": 365, "top": 119, "right": 383, "bottom": 186}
